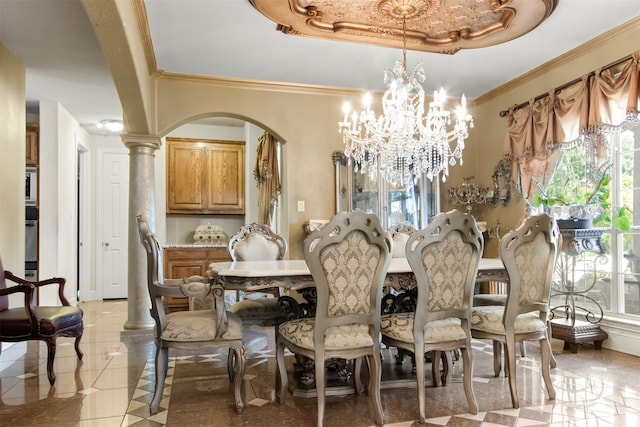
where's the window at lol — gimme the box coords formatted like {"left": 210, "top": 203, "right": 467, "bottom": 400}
{"left": 546, "top": 128, "right": 639, "bottom": 320}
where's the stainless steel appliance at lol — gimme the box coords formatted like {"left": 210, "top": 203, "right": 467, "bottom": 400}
{"left": 26, "top": 167, "right": 37, "bottom": 206}
{"left": 25, "top": 207, "right": 38, "bottom": 279}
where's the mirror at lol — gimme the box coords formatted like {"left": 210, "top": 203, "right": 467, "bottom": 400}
{"left": 492, "top": 159, "right": 511, "bottom": 204}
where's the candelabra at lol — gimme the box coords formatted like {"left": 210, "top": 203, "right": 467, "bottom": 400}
{"left": 448, "top": 177, "right": 491, "bottom": 212}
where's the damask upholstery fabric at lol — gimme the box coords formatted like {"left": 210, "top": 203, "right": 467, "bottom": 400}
{"left": 471, "top": 305, "right": 546, "bottom": 334}
{"left": 516, "top": 233, "right": 550, "bottom": 305}
{"left": 319, "top": 230, "right": 380, "bottom": 317}
{"left": 380, "top": 312, "right": 466, "bottom": 343}
{"left": 278, "top": 318, "right": 373, "bottom": 350}
{"left": 162, "top": 310, "right": 243, "bottom": 342}
{"left": 422, "top": 232, "right": 471, "bottom": 311}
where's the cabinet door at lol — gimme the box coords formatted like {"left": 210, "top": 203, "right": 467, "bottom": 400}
{"left": 26, "top": 124, "right": 39, "bottom": 166}
{"left": 164, "top": 248, "right": 207, "bottom": 278}
{"left": 206, "top": 143, "right": 245, "bottom": 214}
{"left": 166, "top": 138, "right": 245, "bottom": 214}
{"left": 167, "top": 142, "right": 207, "bottom": 213}
{"left": 163, "top": 247, "right": 231, "bottom": 312}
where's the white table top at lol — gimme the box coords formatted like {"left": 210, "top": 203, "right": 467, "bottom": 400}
{"left": 209, "top": 257, "right": 505, "bottom": 278}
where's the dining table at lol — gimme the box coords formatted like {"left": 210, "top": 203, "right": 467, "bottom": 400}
{"left": 208, "top": 257, "right": 508, "bottom": 397}
{"left": 209, "top": 257, "right": 508, "bottom": 294}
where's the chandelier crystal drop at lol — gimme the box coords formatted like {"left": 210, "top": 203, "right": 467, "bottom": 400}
{"left": 338, "top": 18, "right": 473, "bottom": 187}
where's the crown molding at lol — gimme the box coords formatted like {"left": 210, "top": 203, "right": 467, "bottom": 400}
{"left": 475, "top": 16, "right": 640, "bottom": 106}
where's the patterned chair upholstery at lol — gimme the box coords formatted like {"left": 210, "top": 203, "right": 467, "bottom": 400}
{"left": 275, "top": 210, "right": 391, "bottom": 427}
{"left": 0, "top": 256, "right": 83, "bottom": 385}
{"left": 137, "top": 215, "right": 246, "bottom": 415}
{"left": 380, "top": 210, "right": 482, "bottom": 422}
{"left": 471, "top": 213, "right": 559, "bottom": 409}
{"left": 226, "top": 223, "right": 288, "bottom": 324}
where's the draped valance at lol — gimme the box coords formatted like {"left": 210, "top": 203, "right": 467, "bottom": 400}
{"left": 504, "top": 51, "right": 640, "bottom": 199}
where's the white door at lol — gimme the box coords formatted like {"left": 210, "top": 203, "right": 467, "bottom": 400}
{"left": 98, "top": 149, "right": 129, "bottom": 299}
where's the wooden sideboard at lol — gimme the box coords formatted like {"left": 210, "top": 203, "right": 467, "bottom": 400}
{"left": 163, "top": 246, "right": 230, "bottom": 311}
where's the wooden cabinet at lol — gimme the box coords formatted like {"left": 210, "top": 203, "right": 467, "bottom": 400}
{"left": 163, "top": 246, "right": 230, "bottom": 311}
{"left": 167, "top": 138, "right": 245, "bottom": 214}
{"left": 26, "top": 124, "right": 39, "bottom": 166}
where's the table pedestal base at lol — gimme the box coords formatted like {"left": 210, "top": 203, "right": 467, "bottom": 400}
{"left": 550, "top": 318, "right": 608, "bottom": 353}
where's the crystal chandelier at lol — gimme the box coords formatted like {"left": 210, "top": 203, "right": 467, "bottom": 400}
{"left": 338, "top": 17, "right": 473, "bottom": 187}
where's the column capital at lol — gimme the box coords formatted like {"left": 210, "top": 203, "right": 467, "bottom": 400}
{"left": 121, "top": 133, "right": 162, "bottom": 150}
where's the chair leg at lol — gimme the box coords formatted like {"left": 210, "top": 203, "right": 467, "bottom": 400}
{"left": 461, "top": 346, "right": 478, "bottom": 414}
{"left": 547, "top": 322, "right": 557, "bottom": 369}
{"left": 431, "top": 350, "right": 441, "bottom": 387}
{"left": 74, "top": 334, "right": 84, "bottom": 360}
{"left": 505, "top": 339, "right": 519, "bottom": 409}
{"left": 275, "top": 339, "right": 288, "bottom": 404}
{"left": 540, "top": 337, "right": 556, "bottom": 401}
{"left": 150, "top": 346, "right": 168, "bottom": 415}
{"left": 354, "top": 357, "right": 364, "bottom": 394}
{"left": 315, "top": 357, "right": 326, "bottom": 427}
{"left": 441, "top": 351, "right": 452, "bottom": 386}
{"left": 227, "top": 349, "right": 237, "bottom": 382}
{"left": 415, "top": 347, "right": 427, "bottom": 424}
{"left": 492, "top": 341, "right": 503, "bottom": 377}
{"left": 368, "top": 352, "right": 384, "bottom": 426}
{"left": 44, "top": 337, "right": 57, "bottom": 385}
{"left": 231, "top": 344, "right": 246, "bottom": 415}
{"left": 519, "top": 341, "right": 527, "bottom": 357}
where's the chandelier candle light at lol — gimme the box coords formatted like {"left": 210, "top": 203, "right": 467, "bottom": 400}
{"left": 338, "top": 16, "right": 473, "bottom": 187}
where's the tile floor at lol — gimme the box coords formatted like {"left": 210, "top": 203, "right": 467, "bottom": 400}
{"left": 2, "top": 300, "right": 640, "bottom": 426}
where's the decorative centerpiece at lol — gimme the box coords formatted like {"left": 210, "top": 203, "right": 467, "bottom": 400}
{"left": 193, "top": 224, "right": 228, "bottom": 245}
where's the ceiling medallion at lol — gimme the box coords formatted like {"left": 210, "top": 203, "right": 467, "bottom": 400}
{"left": 376, "top": 0, "right": 435, "bottom": 21}
{"left": 250, "top": 0, "right": 557, "bottom": 55}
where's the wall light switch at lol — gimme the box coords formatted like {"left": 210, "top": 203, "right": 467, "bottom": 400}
{"left": 297, "top": 200, "right": 305, "bottom": 212}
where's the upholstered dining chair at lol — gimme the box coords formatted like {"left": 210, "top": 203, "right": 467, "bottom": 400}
{"left": 0, "top": 256, "right": 84, "bottom": 385}
{"left": 389, "top": 223, "right": 417, "bottom": 258}
{"left": 225, "top": 222, "right": 288, "bottom": 324}
{"left": 380, "top": 210, "right": 482, "bottom": 422}
{"left": 471, "top": 213, "right": 559, "bottom": 409}
{"left": 137, "top": 215, "right": 246, "bottom": 415}
{"left": 275, "top": 210, "right": 391, "bottom": 427}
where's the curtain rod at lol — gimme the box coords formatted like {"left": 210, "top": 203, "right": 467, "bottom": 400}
{"left": 498, "top": 53, "right": 634, "bottom": 117}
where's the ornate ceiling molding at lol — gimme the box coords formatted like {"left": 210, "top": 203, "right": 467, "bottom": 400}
{"left": 249, "top": 0, "right": 557, "bottom": 55}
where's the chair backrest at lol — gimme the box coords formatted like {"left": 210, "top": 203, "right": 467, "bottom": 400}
{"left": 228, "top": 223, "right": 287, "bottom": 261}
{"left": 136, "top": 215, "right": 164, "bottom": 298}
{"left": 388, "top": 223, "right": 417, "bottom": 258}
{"left": 500, "top": 213, "right": 559, "bottom": 321}
{"left": 0, "top": 256, "right": 7, "bottom": 312}
{"left": 406, "top": 210, "right": 483, "bottom": 324}
{"left": 303, "top": 210, "right": 391, "bottom": 346}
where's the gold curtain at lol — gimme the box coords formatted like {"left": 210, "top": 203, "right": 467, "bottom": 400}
{"left": 504, "top": 51, "right": 640, "bottom": 199}
{"left": 254, "top": 131, "right": 280, "bottom": 226}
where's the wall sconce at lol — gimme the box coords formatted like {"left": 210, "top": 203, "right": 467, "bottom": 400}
{"left": 448, "top": 177, "right": 492, "bottom": 213}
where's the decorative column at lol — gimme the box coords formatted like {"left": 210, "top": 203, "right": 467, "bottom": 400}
{"left": 122, "top": 133, "right": 161, "bottom": 330}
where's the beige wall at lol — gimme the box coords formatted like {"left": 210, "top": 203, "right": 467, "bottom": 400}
{"left": 155, "top": 77, "right": 362, "bottom": 258}
{"left": 0, "top": 43, "right": 25, "bottom": 283}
